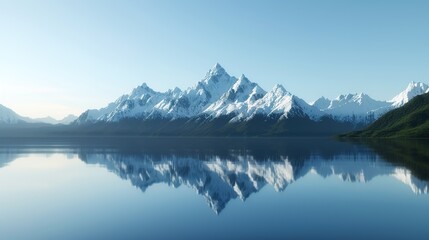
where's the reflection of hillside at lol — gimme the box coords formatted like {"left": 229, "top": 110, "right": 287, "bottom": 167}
{"left": 77, "top": 138, "right": 429, "bottom": 213}
{"left": 347, "top": 139, "right": 429, "bottom": 181}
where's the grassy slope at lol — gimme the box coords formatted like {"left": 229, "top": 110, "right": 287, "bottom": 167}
{"left": 345, "top": 93, "right": 429, "bottom": 138}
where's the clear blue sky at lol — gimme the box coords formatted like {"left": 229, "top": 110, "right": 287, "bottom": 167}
{"left": 1, "top": 0, "right": 428, "bottom": 119}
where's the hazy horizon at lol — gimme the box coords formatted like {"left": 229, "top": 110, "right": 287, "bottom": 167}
{"left": 1, "top": 0, "right": 428, "bottom": 119}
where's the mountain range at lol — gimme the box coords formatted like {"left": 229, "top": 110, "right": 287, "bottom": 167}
{"left": 345, "top": 92, "right": 429, "bottom": 138}
{"left": 74, "top": 64, "right": 427, "bottom": 125}
{"left": 0, "top": 104, "right": 77, "bottom": 125}
{"left": 1, "top": 64, "right": 428, "bottom": 136}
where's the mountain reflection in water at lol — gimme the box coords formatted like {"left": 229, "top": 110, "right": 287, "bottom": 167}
{"left": 1, "top": 137, "right": 428, "bottom": 214}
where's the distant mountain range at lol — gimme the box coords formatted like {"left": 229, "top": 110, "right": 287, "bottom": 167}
{"left": 344, "top": 92, "right": 429, "bottom": 138}
{"left": 0, "top": 104, "right": 77, "bottom": 125}
{"left": 1, "top": 64, "right": 428, "bottom": 136}
{"left": 312, "top": 81, "right": 429, "bottom": 123}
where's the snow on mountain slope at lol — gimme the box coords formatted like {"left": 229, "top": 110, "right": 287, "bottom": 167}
{"left": 76, "top": 64, "right": 323, "bottom": 124}
{"left": 76, "top": 100, "right": 122, "bottom": 123}
{"left": 76, "top": 83, "right": 166, "bottom": 123}
{"left": 75, "top": 64, "right": 428, "bottom": 125}
{"left": 311, "top": 96, "right": 331, "bottom": 110}
{"left": 201, "top": 71, "right": 321, "bottom": 121}
{"left": 100, "top": 83, "right": 170, "bottom": 121}
{"left": 390, "top": 81, "right": 429, "bottom": 107}
{"left": 159, "top": 63, "right": 237, "bottom": 118}
{"left": 312, "top": 93, "right": 391, "bottom": 122}
{"left": 203, "top": 74, "right": 266, "bottom": 119}
{"left": 247, "top": 84, "right": 322, "bottom": 120}
{"left": 76, "top": 63, "right": 240, "bottom": 122}
{"left": 311, "top": 82, "right": 429, "bottom": 123}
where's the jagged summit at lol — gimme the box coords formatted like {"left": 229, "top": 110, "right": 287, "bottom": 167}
{"left": 3, "top": 65, "right": 428, "bottom": 130}
{"left": 237, "top": 74, "right": 248, "bottom": 82}
{"left": 390, "top": 81, "right": 429, "bottom": 107}
{"left": 76, "top": 64, "right": 321, "bottom": 123}
{"left": 168, "top": 87, "right": 182, "bottom": 94}
{"left": 271, "top": 84, "right": 289, "bottom": 96}
{"left": 312, "top": 97, "right": 331, "bottom": 110}
{"left": 2, "top": 63, "right": 428, "bottom": 128}
{"left": 312, "top": 92, "right": 391, "bottom": 123}
{"left": 67, "top": 64, "right": 429, "bottom": 126}
{"left": 334, "top": 93, "right": 375, "bottom": 105}
{"left": 232, "top": 74, "right": 250, "bottom": 89}
{"left": 130, "top": 83, "right": 158, "bottom": 97}
{"left": 205, "top": 63, "right": 227, "bottom": 79}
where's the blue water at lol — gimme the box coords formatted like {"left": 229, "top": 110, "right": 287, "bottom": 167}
{"left": 0, "top": 138, "right": 428, "bottom": 240}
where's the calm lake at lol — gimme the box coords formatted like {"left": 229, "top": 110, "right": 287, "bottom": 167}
{"left": 0, "top": 137, "right": 428, "bottom": 240}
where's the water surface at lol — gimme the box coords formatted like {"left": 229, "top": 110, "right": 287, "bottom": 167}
{"left": 0, "top": 137, "right": 428, "bottom": 240}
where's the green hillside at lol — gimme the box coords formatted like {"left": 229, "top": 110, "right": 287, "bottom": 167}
{"left": 344, "top": 92, "right": 429, "bottom": 138}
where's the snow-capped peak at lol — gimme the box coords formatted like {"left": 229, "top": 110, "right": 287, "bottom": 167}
{"left": 203, "top": 73, "right": 266, "bottom": 119}
{"left": 76, "top": 65, "right": 326, "bottom": 124}
{"left": 167, "top": 87, "right": 182, "bottom": 95}
{"left": 140, "top": 82, "right": 149, "bottom": 89}
{"left": 129, "top": 83, "right": 158, "bottom": 98}
{"left": 311, "top": 97, "right": 331, "bottom": 110}
{"left": 76, "top": 64, "right": 429, "bottom": 125}
{"left": 205, "top": 63, "right": 227, "bottom": 79}
{"left": 244, "top": 84, "right": 321, "bottom": 120}
{"left": 231, "top": 74, "right": 252, "bottom": 92}
{"left": 335, "top": 93, "right": 373, "bottom": 105}
{"left": 236, "top": 73, "right": 249, "bottom": 83}
{"left": 312, "top": 92, "right": 391, "bottom": 123}
{"left": 271, "top": 84, "right": 289, "bottom": 96}
{"left": 390, "top": 81, "right": 429, "bottom": 107}
{"left": 193, "top": 63, "right": 236, "bottom": 94}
